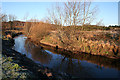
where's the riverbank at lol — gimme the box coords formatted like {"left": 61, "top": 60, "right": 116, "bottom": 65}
{"left": 13, "top": 34, "right": 120, "bottom": 79}
{"left": 27, "top": 29, "right": 120, "bottom": 60}
{"left": 26, "top": 37, "right": 120, "bottom": 71}
{"left": 2, "top": 39, "right": 51, "bottom": 79}
{"left": 2, "top": 27, "right": 120, "bottom": 79}
{"left": 21, "top": 21, "right": 120, "bottom": 59}
{"left": 2, "top": 34, "right": 71, "bottom": 79}
{"left": 3, "top": 31, "right": 120, "bottom": 79}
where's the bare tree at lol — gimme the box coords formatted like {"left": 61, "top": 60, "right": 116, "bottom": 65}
{"left": 0, "top": 14, "right": 8, "bottom": 22}
{"left": 96, "top": 19, "right": 104, "bottom": 26}
{"left": 0, "top": 8, "right": 8, "bottom": 22}
{"left": 82, "top": 0, "right": 97, "bottom": 25}
{"left": 64, "top": 1, "right": 83, "bottom": 26}
{"left": 47, "top": 3, "right": 65, "bottom": 26}
{"left": 46, "top": 0, "right": 97, "bottom": 27}
{"left": 8, "top": 14, "right": 17, "bottom": 21}
{"left": 24, "top": 18, "right": 40, "bottom": 37}
{"left": 0, "top": 8, "right": 8, "bottom": 31}
{"left": 8, "top": 14, "right": 17, "bottom": 30}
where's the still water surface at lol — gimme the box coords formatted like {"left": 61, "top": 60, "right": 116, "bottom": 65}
{"left": 13, "top": 35, "right": 120, "bottom": 78}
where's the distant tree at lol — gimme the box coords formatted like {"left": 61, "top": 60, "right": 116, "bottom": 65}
{"left": 109, "top": 25, "right": 111, "bottom": 27}
{"left": 8, "top": 14, "right": 17, "bottom": 30}
{"left": 1, "top": 14, "right": 8, "bottom": 22}
{"left": 96, "top": 19, "right": 104, "bottom": 26}
{"left": 0, "top": 8, "right": 8, "bottom": 31}
{"left": 1, "top": 14, "right": 8, "bottom": 30}
{"left": 0, "top": 8, "right": 7, "bottom": 22}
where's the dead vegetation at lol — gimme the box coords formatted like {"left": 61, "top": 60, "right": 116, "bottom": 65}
{"left": 23, "top": 20, "right": 57, "bottom": 40}
{"left": 41, "top": 27, "right": 120, "bottom": 58}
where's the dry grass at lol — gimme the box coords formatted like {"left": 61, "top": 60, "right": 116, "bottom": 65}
{"left": 41, "top": 28, "right": 120, "bottom": 57}
{"left": 24, "top": 21, "right": 57, "bottom": 40}
{"left": 23, "top": 21, "right": 120, "bottom": 57}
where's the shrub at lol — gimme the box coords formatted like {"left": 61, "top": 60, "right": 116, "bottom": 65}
{"left": 24, "top": 21, "right": 57, "bottom": 40}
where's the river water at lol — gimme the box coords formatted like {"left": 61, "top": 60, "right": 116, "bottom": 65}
{"left": 13, "top": 35, "right": 120, "bottom": 78}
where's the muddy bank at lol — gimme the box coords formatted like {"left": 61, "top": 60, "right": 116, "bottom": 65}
{"left": 2, "top": 38, "right": 71, "bottom": 80}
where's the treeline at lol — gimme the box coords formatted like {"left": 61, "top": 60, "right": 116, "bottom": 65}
{"left": 72, "top": 25, "right": 110, "bottom": 31}
{"left": 109, "top": 25, "right": 120, "bottom": 28}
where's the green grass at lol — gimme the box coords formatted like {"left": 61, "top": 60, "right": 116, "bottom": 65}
{"left": 2, "top": 55, "right": 36, "bottom": 79}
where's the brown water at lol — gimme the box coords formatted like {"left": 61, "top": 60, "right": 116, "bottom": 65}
{"left": 13, "top": 35, "right": 120, "bottom": 78}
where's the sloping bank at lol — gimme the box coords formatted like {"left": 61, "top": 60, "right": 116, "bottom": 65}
{"left": 26, "top": 37, "right": 120, "bottom": 71}
{"left": 2, "top": 37, "right": 71, "bottom": 80}
{"left": 27, "top": 30, "right": 120, "bottom": 60}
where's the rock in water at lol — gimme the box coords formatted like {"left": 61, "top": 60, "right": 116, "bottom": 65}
{"left": 46, "top": 73, "right": 52, "bottom": 77}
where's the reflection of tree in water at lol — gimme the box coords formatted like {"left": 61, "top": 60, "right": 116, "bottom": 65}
{"left": 31, "top": 47, "right": 52, "bottom": 64}
{"left": 23, "top": 39, "right": 120, "bottom": 78}
{"left": 48, "top": 48, "right": 120, "bottom": 70}
{"left": 58, "top": 57, "right": 93, "bottom": 78}
{"left": 24, "top": 39, "right": 35, "bottom": 54}
{"left": 75, "top": 54, "right": 120, "bottom": 70}
{"left": 60, "top": 52, "right": 120, "bottom": 70}
{"left": 24, "top": 39, "right": 52, "bottom": 64}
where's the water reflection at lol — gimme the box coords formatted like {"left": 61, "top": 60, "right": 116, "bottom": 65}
{"left": 31, "top": 47, "right": 52, "bottom": 64}
{"left": 25, "top": 39, "right": 52, "bottom": 64}
{"left": 43, "top": 46, "right": 120, "bottom": 71}
{"left": 24, "top": 40, "right": 93, "bottom": 78}
{"left": 13, "top": 35, "right": 27, "bottom": 54}
{"left": 13, "top": 35, "right": 120, "bottom": 78}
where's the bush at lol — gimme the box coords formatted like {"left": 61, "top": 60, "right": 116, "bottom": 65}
{"left": 24, "top": 21, "right": 57, "bottom": 40}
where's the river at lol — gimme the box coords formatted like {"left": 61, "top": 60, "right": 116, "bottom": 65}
{"left": 13, "top": 35, "right": 120, "bottom": 78}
